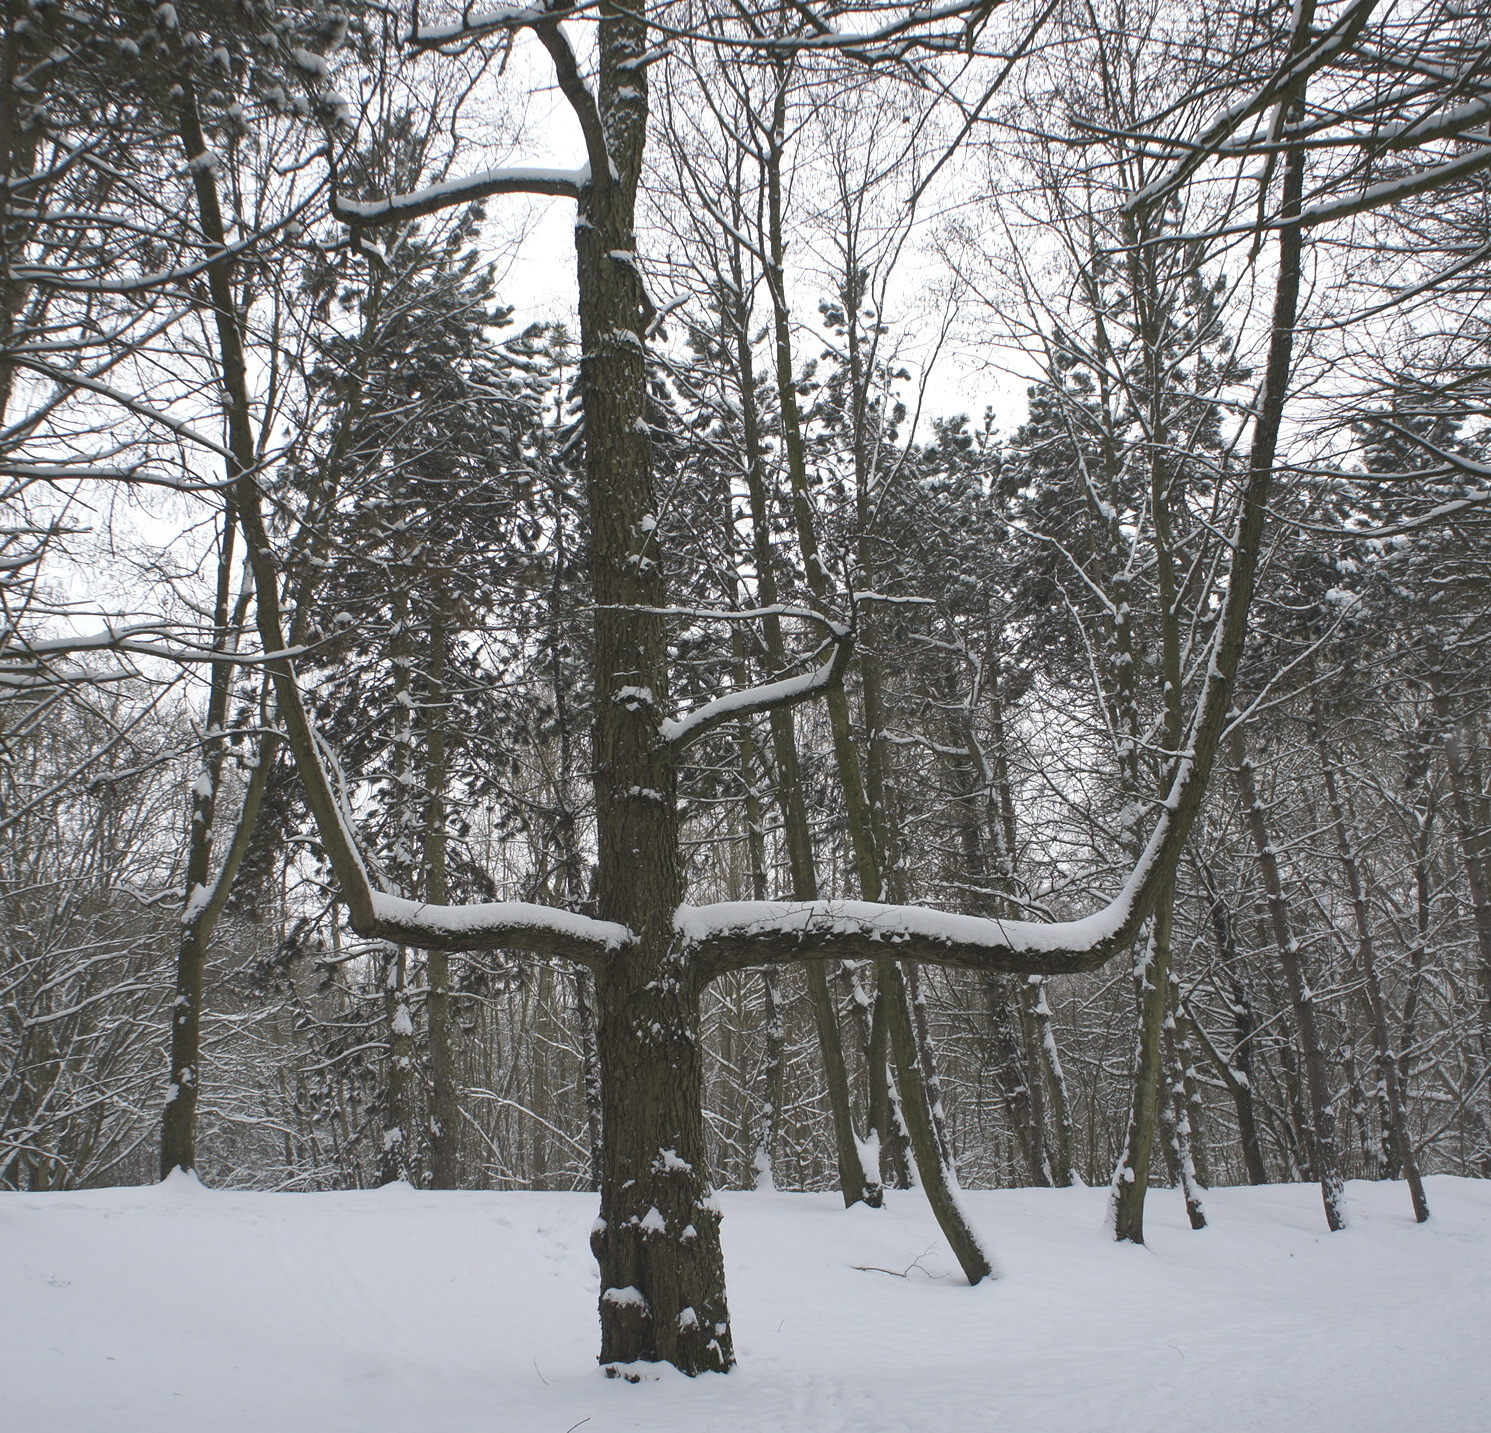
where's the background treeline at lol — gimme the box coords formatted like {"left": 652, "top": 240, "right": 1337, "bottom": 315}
{"left": 2, "top": 0, "right": 1488, "bottom": 1216}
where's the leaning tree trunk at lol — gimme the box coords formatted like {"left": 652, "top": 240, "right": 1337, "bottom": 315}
{"left": 762, "top": 79, "right": 982, "bottom": 1275}
{"left": 1163, "top": 1005, "right": 1207, "bottom": 1230}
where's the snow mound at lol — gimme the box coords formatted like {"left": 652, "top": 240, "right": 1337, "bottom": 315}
{"left": 2, "top": 1178, "right": 1487, "bottom": 1432}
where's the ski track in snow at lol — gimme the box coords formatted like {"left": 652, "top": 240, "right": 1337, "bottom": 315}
{"left": 3, "top": 1176, "right": 1487, "bottom": 1432}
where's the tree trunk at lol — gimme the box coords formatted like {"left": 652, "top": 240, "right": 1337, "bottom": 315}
{"left": 592, "top": 957, "right": 730, "bottom": 1372}
{"left": 1232, "top": 726, "right": 1347, "bottom": 1230}
{"left": 1027, "top": 980, "right": 1076, "bottom": 1186}
{"left": 726, "top": 251, "right": 879, "bottom": 1210}
{"left": 573, "top": 967, "right": 605, "bottom": 1190}
{"left": 983, "top": 975, "right": 1049, "bottom": 1185}
{"left": 1112, "top": 889, "right": 1176, "bottom": 1243}
{"left": 575, "top": 14, "right": 732, "bottom": 1366}
{"left": 1432, "top": 678, "right": 1491, "bottom": 1176}
{"left": 380, "top": 945, "right": 416, "bottom": 1186}
{"left": 1314, "top": 709, "right": 1428, "bottom": 1220}
{"left": 880, "top": 957, "right": 994, "bottom": 1282}
{"left": 1164, "top": 1015, "right": 1207, "bottom": 1229}
{"left": 734, "top": 705, "right": 786, "bottom": 1191}
{"left": 380, "top": 573, "right": 420, "bottom": 1187}
{"left": 1195, "top": 879, "right": 1270, "bottom": 1185}
{"left": 161, "top": 500, "right": 240, "bottom": 1179}
{"left": 424, "top": 602, "right": 460, "bottom": 1190}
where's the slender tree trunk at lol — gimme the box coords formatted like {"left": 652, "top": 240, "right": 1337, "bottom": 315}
{"left": 1028, "top": 980, "right": 1076, "bottom": 1185}
{"left": 379, "top": 570, "right": 419, "bottom": 1187}
{"left": 867, "top": 981, "right": 913, "bottom": 1189}
{"left": 735, "top": 705, "right": 784, "bottom": 1190}
{"left": 572, "top": 966, "right": 605, "bottom": 1191}
{"left": 160, "top": 80, "right": 281, "bottom": 1179}
{"left": 424, "top": 602, "right": 459, "bottom": 1190}
{"left": 879, "top": 957, "right": 993, "bottom": 1281}
{"left": 161, "top": 506, "right": 239, "bottom": 1179}
{"left": 1182, "top": 993, "right": 1267, "bottom": 1186}
{"left": 379, "top": 946, "right": 416, "bottom": 1186}
{"left": 969, "top": 652, "right": 1073, "bottom": 1183}
{"left": 1400, "top": 722, "right": 1436, "bottom": 1088}
{"left": 1164, "top": 1013, "right": 1207, "bottom": 1229}
{"left": 982, "top": 975, "right": 1049, "bottom": 1185}
{"left": 1432, "top": 677, "right": 1491, "bottom": 1176}
{"left": 1112, "top": 889, "right": 1176, "bottom": 1243}
{"left": 1314, "top": 708, "right": 1428, "bottom": 1220}
{"left": 725, "top": 251, "right": 879, "bottom": 1210}
{"left": 1195, "top": 878, "right": 1270, "bottom": 1185}
{"left": 1232, "top": 726, "right": 1347, "bottom": 1230}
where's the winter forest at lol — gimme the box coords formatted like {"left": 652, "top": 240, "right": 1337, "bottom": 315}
{"left": 3, "top": 0, "right": 1491, "bottom": 1425}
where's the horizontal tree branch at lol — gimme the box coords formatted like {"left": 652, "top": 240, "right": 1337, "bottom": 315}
{"left": 680, "top": 897, "right": 1139, "bottom": 979}
{"left": 367, "top": 893, "right": 629, "bottom": 962}
{"left": 332, "top": 165, "right": 588, "bottom": 227}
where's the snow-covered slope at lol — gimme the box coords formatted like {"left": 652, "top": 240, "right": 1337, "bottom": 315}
{"left": 3, "top": 1176, "right": 1486, "bottom": 1432}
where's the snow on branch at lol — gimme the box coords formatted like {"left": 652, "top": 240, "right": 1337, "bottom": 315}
{"left": 369, "top": 893, "right": 630, "bottom": 960}
{"left": 410, "top": 2, "right": 608, "bottom": 47}
{"left": 655, "top": 0, "right": 997, "bottom": 58}
{"left": 1122, "top": 0, "right": 1377, "bottom": 215}
{"left": 332, "top": 165, "right": 589, "bottom": 227}
{"left": 678, "top": 760, "right": 1220, "bottom": 976}
{"left": 0, "top": 624, "right": 313, "bottom": 668}
{"left": 1380, "top": 94, "right": 1491, "bottom": 150}
{"left": 679, "top": 895, "right": 1138, "bottom": 979}
{"left": 660, "top": 627, "right": 853, "bottom": 749}
{"left": 1, "top": 463, "right": 234, "bottom": 492}
{"left": 1297, "top": 145, "right": 1491, "bottom": 229}
{"left": 411, "top": 5, "right": 554, "bottom": 45}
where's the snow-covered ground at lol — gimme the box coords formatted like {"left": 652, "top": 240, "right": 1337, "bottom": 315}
{"left": 3, "top": 1175, "right": 1486, "bottom": 1432}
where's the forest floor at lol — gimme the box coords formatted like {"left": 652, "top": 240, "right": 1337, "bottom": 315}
{"left": 2, "top": 1173, "right": 1486, "bottom": 1432}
